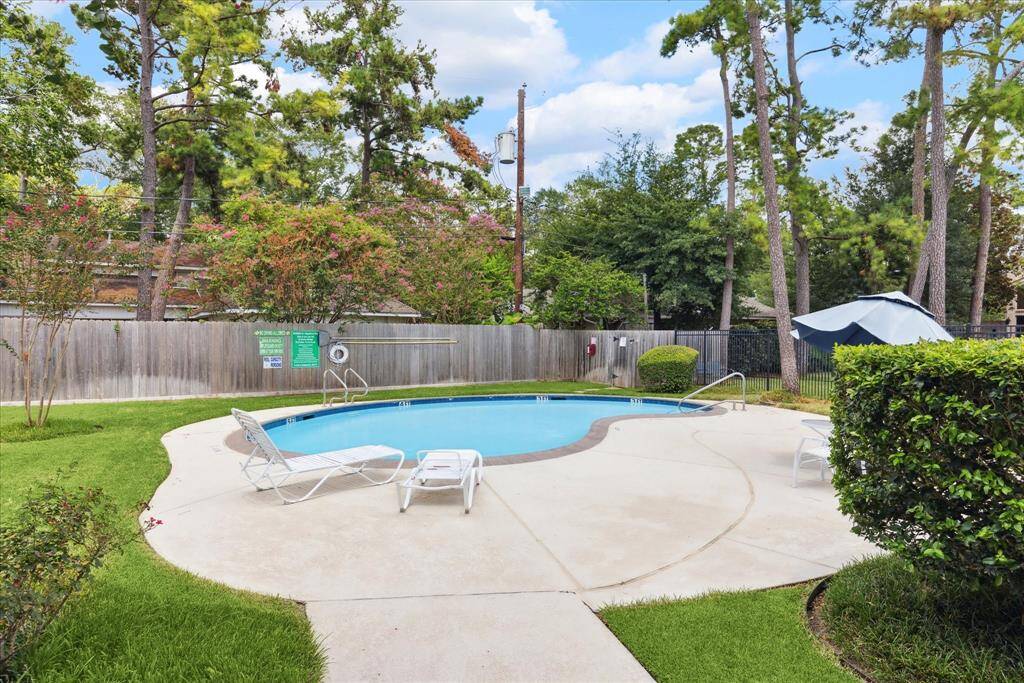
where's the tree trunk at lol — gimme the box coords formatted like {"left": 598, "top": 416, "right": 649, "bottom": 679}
{"left": 136, "top": 0, "right": 158, "bottom": 320}
{"left": 784, "top": 0, "right": 810, "bottom": 316}
{"left": 926, "top": 16, "right": 947, "bottom": 324}
{"left": 747, "top": 1, "right": 800, "bottom": 394}
{"left": 18, "top": 174, "right": 27, "bottom": 202}
{"left": 969, "top": 177, "right": 992, "bottom": 327}
{"left": 150, "top": 88, "right": 197, "bottom": 322}
{"left": 968, "top": 17, "right": 1002, "bottom": 328}
{"left": 910, "top": 30, "right": 933, "bottom": 301}
{"left": 150, "top": 154, "right": 196, "bottom": 321}
{"left": 360, "top": 125, "right": 372, "bottom": 188}
{"left": 717, "top": 37, "right": 736, "bottom": 331}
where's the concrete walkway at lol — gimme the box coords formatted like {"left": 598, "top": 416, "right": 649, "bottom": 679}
{"left": 147, "top": 403, "right": 875, "bottom": 682}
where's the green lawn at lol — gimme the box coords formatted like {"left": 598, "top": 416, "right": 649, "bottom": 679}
{"left": 1, "top": 379, "right": 837, "bottom": 680}
{"left": 0, "top": 380, "right": 601, "bottom": 681}
{"left": 601, "top": 586, "right": 854, "bottom": 683}
{"left": 821, "top": 555, "right": 1024, "bottom": 682}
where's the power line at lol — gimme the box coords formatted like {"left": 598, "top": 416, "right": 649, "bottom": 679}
{"left": 3, "top": 187, "right": 511, "bottom": 208}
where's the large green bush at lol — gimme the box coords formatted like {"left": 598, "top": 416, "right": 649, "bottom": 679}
{"left": 831, "top": 339, "right": 1024, "bottom": 590}
{"left": 637, "top": 345, "right": 699, "bottom": 393}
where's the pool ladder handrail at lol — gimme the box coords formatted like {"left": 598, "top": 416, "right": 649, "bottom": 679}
{"left": 678, "top": 372, "right": 746, "bottom": 412}
{"left": 322, "top": 369, "right": 348, "bottom": 406}
{"left": 322, "top": 368, "right": 370, "bottom": 406}
{"left": 343, "top": 367, "right": 369, "bottom": 401}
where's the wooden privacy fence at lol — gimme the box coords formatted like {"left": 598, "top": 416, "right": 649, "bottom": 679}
{"left": 0, "top": 319, "right": 675, "bottom": 402}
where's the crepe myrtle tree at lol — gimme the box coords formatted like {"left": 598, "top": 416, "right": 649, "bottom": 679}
{"left": 197, "top": 195, "right": 400, "bottom": 323}
{"left": 0, "top": 194, "right": 116, "bottom": 427}
{"left": 359, "top": 198, "right": 513, "bottom": 324}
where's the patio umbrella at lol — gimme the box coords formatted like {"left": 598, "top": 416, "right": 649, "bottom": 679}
{"left": 791, "top": 291, "right": 953, "bottom": 353}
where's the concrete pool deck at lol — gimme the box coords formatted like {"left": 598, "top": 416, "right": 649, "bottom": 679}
{"left": 147, "top": 402, "right": 876, "bottom": 682}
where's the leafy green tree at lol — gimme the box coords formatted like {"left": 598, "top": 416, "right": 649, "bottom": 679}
{"left": 283, "top": 0, "right": 483, "bottom": 194}
{"left": 948, "top": 4, "right": 1024, "bottom": 325}
{"left": 777, "top": 0, "right": 855, "bottom": 317}
{"left": 0, "top": 5, "right": 101, "bottom": 197}
{"left": 745, "top": 0, "right": 800, "bottom": 394}
{"left": 662, "top": 0, "right": 746, "bottom": 329}
{"left": 73, "top": 0, "right": 280, "bottom": 319}
{"left": 528, "top": 253, "right": 645, "bottom": 330}
{"left": 531, "top": 131, "right": 756, "bottom": 328}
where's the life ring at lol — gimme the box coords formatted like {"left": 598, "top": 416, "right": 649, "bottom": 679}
{"left": 328, "top": 342, "right": 349, "bottom": 365}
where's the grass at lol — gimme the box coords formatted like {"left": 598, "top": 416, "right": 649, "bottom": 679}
{"left": 600, "top": 585, "right": 854, "bottom": 682}
{"left": 0, "top": 416, "right": 104, "bottom": 443}
{"left": 821, "top": 555, "right": 1024, "bottom": 683}
{"left": 0, "top": 379, "right": 601, "bottom": 681}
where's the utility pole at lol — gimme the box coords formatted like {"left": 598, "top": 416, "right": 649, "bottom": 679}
{"left": 514, "top": 84, "right": 526, "bottom": 313}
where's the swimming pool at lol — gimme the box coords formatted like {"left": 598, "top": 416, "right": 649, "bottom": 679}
{"left": 263, "top": 395, "right": 702, "bottom": 459}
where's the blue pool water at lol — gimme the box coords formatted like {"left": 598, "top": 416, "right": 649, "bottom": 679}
{"left": 264, "top": 395, "right": 699, "bottom": 458}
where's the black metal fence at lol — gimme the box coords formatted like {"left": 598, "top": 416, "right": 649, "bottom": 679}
{"left": 675, "top": 325, "right": 1023, "bottom": 400}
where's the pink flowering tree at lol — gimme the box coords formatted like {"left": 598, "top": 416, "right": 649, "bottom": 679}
{"left": 361, "top": 199, "right": 513, "bottom": 323}
{"left": 0, "top": 194, "right": 113, "bottom": 426}
{"left": 199, "top": 196, "right": 400, "bottom": 323}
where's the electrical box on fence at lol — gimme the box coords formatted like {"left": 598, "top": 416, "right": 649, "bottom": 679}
{"left": 586, "top": 336, "right": 597, "bottom": 357}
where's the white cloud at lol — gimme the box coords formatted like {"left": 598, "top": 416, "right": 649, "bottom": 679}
{"left": 847, "top": 99, "right": 889, "bottom": 153}
{"left": 512, "top": 79, "right": 720, "bottom": 187}
{"left": 396, "top": 1, "right": 578, "bottom": 108}
{"left": 589, "top": 20, "right": 716, "bottom": 83}
{"left": 262, "top": 1, "right": 577, "bottom": 109}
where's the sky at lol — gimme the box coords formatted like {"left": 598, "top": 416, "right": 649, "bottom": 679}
{"left": 29, "top": 0, "right": 951, "bottom": 192}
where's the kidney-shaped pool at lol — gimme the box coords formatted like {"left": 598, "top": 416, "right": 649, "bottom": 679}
{"left": 262, "top": 395, "right": 703, "bottom": 459}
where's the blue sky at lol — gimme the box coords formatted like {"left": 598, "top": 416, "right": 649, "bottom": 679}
{"left": 31, "top": 0, "right": 948, "bottom": 190}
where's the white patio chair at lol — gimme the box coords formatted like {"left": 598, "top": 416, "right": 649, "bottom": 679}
{"left": 232, "top": 408, "right": 405, "bottom": 504}
{"left": 397, "top": 449, "right": 484, "bottom": 514}
{"left": 792, "top": 436, "right": 831, "bottom": 487}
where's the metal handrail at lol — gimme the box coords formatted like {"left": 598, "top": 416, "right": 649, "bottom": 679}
{"left": 322, "top": 369, "right": 349, "bottom": 406}
{"left": 343, "top": 367, "right": 369, "bottom": 401}
{"left": 678, "top": 372, "right": 746, "bottom": 412}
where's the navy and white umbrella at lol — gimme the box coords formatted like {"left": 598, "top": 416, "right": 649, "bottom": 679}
{"left": 791, "top": 291, "right": 953, "bottom": 353}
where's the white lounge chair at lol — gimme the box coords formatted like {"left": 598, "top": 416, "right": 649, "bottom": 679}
{"left": 232, "top": 408, "right": 405, "bottom": 504}
{"left": 792, "top": 435, "right": 831, "bottom": 487}
{"left": 397, "top": 449, "right": 484, "bottom": 514}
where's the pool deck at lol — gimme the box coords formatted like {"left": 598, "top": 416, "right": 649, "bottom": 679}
{"left": 148, "top": 401, "right": 876, "bottom": 682}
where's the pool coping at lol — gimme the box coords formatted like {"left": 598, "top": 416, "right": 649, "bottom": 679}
{"left": 223, "top": 393, "right": 729, "bottom": 467}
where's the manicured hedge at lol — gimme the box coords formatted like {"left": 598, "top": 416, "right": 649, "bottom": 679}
{"left": 637, "top": 345, "right": 698, "bottom": 393}
{"left": 831, "top": 339, "right": 1024, "bottom": 590}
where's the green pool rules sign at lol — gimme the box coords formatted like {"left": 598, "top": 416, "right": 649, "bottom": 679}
{"left": 255, "top": 330, "right": 287, "bottom": 356}
{"left": 289, "top": 330, "right": 320, "bottom": 369}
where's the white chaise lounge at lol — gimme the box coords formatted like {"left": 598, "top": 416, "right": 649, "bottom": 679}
{"left": 232, "top": 408, "right": 405, "bottom": 504}
{"left": 397, "top": 449, "right": 484, "bottom": 514}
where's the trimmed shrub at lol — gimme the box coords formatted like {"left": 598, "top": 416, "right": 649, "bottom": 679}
{"left": 831, "top": 339, "right": 1024, "bottom": 590}
{"left": 637, "top": 345, "right": 699, "bottom": 393}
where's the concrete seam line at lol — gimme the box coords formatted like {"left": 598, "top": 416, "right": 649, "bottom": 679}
{"left": 583, "top": 429, "right": 756, "bottom": 592}
{"left": 303, "top": 588, "right": 578, "bottom": 604}
{"left": 723, "top": 537, "right": 838, "bottom": 571}
{"left": 481, "top": 479, "right": 588, "bottom": 593}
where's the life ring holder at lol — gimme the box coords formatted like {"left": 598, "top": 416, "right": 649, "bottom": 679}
{"left": 328, "top": 341, "right": 349, "bottom": 365}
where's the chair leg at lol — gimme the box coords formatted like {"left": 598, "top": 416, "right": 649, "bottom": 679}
{"left": 397, "top": 482, "right": 413, "bottom": 512}
{"left": 463, "top": 475, "right": 474, "bottom": 513}
{"left": 356, "top": 452, "right": 406, "bottom": 485}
